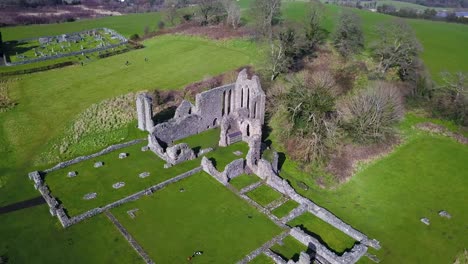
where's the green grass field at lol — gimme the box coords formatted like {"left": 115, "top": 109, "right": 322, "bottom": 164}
{"left": 280, "top": 2, "right": 468, "bottom": 81}
{"left": 0, "top": 34, "right": 257, "bottom": 207}
{"left": 247, "top": 184, "right": 283, "bottom": 207}
{"left": 0, "top": 205, "right": 141, "bottom": 263}
{"left": 287, "top": 212, "right": 357, "bottom": 255}
{"left": 270, "top": 235, "right": 308, "bottom": 262}
{"left": 250, "top": 253, "right": 275, "bottom": 264}
{"left": 276, "top": 115, "right": 468, "bottom": 263}
{"left": 45, "top": 140, "right": 247, "bottom": 216}
{"left": 376, "top": 0, "right": 451, "bottom": 11}
{"left": 229, "top": 173, "right": 261, "bottom": 190}
{"left": 111, "top": 172, "right": 283, "bottom": 263}
{"left": 271, "top": 200, "right": 299, "bottom": 219}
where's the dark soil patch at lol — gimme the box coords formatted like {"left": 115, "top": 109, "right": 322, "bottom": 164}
{"left": 415, "top": 122, "right": 468, "bottom": 144}
{"left": 326, "top": 137, "right": 401, "bottom": 183}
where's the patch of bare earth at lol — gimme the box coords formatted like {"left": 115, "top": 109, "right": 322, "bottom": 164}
{"left": 415, "top": 122, "right": 468, "bottom": 144}
{"left": 326, "top": 137, "right": 401, "bottom": 184}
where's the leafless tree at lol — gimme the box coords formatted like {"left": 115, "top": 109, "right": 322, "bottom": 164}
{"left": 197, "top": 0, "right": 222, "bottom": 25}
{"left": 250, "top": 0, "right": 281, "bottom": 40}
{"left": 220, "top": 0, "right": 240, "bottom": 29}
{"left": 339, "top": 81, "right": 404, "bottom": 143}
{"left": 371, "top": 19, "right": 422, "bottom": 80}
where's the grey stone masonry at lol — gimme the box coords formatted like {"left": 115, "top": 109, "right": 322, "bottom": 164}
{"left": 105, "top": 211, "right": 155, "bottom": 264}
{"left": 236, "top": 231, "right": 290, "bottom": 264}
{"left": 239, "top": 181, "right": 263, "bottom": 194}
{"left": 136, "top": 94, "right": 154, "bottom": 132}
{"left": 264, "top": 249, "right": 287, "bottom": 264}
{"left": 438, "top": 210, "right": 451, "bottom": 219}
{"left": 43, "top": 139, "right": 145, "bottom": 173}
{"left": 266, "top": 196, "right": 289, "bottom": 211}
{"left": 290, "top": 227, "right": 367, "bottom": 264}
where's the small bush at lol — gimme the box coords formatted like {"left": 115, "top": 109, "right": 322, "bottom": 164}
{"left": 129, "top": 33, "right": 140, "bottom": 41}
{"left": 158, "top": 20, "right": 165, "bottom": 30}
{"left": 339, "top": 82, "right": 404, "bottom": 143}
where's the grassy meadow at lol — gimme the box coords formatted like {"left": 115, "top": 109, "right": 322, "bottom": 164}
{"left": 275, "top": 115, "right": 468, "bottom": 263}
{"left": 111, "top": 172, "right": 283, "bottom": 263}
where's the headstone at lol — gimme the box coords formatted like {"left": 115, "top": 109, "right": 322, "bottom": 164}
{"left": 112, "top": 182, "right": 125, "bottom": 189}
{"left": 139, "top": 172, "right": 150, "bottom": 178}
{"left": 233, "top": 151, "right": 243, "bottom": 156}
{"left": 438, "top": 210, "right": 451, "bottom": 219}
{"left": 119, "top": 153, "right": 128, "bottom": 159}
{"left": 94, "top": 161, "right": 104, "bottom": 168}
{"left": 83, "top": 192, "right": 97, "bottom": 200}
{"left": 67, "top": 171, "right": 78, "bottom": 178}
{"left": 164, "top": 163, "right": 172, "bottom": 169}
{"left": 420, "top": 217, "right": 430, "bottom": 225}
{"left": 127, "top": 208, "right": 139, "bottom": 219}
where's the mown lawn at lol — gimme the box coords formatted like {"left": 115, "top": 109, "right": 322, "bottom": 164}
{"left": 229, "top": 173, "right": 261, "bottom": 190}
{"left": 276, "top": 115, "right": 468, "bottom": 263}
{"left": 250, "top": 253, "right": 275, "bottom": 264}
{"left": 111, "top": 172, "right": 283, "bottom": 263}
{"left": 270, "top": 235, "right": 308, "bottom": 262}
{"left": 287, "top": 212, "right": 356, "bottom": 255}
{"left": 271, "top": 200, "right": 299, "bottom": 219}
{"left": 45, "top": 141, "right": 248, "bottom": 216}
{"left": 0, "top": 205, "right": 140, "bottom": 264}
{"left": 247, "top": 184, "right": 283, "bottom": 207}
{"left": 174, "top": 128, "right": 221, "bottom": 151}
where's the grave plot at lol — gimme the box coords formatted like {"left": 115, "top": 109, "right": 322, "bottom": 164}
{"left": 110, "top": 172, "right": 283, "bottom": 264}
{"left": 44, "top": 140, "right": 248, "bottom": 217}
{"left": 287, "top": 212, "right": 357, "bottom": 256}
{"left": 2, "top": 28, "right": 128, "bottom": 66}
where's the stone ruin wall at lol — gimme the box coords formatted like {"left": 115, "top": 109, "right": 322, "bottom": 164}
{"left": 201, "top": 157, "right": 245, "bottom": 185}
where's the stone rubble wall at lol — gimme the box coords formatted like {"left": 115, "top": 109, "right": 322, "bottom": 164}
{"left": 105, "top": 211, "right": 155, "bottom": 264}
{"left": 237, "top": 231, "right": 290, "bottom": 264}
{"left": 201, "top": 156, "right": 228, "bottom": 185}
{"left": 223, "top": 158, "right": 245, "bottom": 180}
{"left": 253, "top": 158, "right": 380, "bottom": 250}
{"left": 290, "top": 227, "right": 367, "bottom": 264}
{"left": 43, "top": 139, "right": 145, "bottom": 173}
{"left": 32, "top": 165, "right": 202, "bottom": 228}
{"left": 239, "top": 181, "right": 263, "bottom": 194}
{"left": 264, "top": 249, "right": 287, "bottom": 264}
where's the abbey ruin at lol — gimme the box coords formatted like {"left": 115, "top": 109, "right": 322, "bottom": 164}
{"left": 29, "top": 69, "right": 380, "bottom": 264}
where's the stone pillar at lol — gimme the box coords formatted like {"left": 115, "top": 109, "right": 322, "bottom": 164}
{"left": 136, "top": 96, "right": 145, "bottom": 131}
{"left": 136, "top": 94, "right": 154, "bottom": 132}
{"left": 143, "top": 96, "right": 154, "bottom": 131}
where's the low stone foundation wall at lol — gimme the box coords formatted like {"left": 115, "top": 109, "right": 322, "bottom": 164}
{"left": 44, "top": 139, "right": 145, "bottom": 173}
{"left": 290, "top": 227, "right": 367, "bottom": 264}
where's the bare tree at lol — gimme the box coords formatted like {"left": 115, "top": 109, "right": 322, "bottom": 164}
{"left": 339, "top": 82, "right": 404, "bottom": 143}
{"left": 433, "top": 71, "right": 468, "bottom": 125}
{"left": 250, "top": 0, "right": 281, "bottom": 39}
{"left": 197, "top": 0, "right": 222, "bottom": 25}
{"left": 220, "top": 0, "right": 241, "bottom": 29}
{"left": 371, "top": 19, "right": 422, "bottom": 80}
{"left": 266, "top": 40, "right": 287, "bottom": 81}
{"left": 332, "top": 10, "right": 364, "bottom": 58}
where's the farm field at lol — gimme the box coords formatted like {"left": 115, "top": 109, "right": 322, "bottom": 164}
{"left": 276, "top": 115, "right": 468, "bottom": 263}
{"left": 376, "top": 0, "right": 452, "bottom": 11}
{"left": 111, "top": 171, "right": 283, "bottom": 263}
{"left": 280, "top": 2, "right": 468, "bottom": 81}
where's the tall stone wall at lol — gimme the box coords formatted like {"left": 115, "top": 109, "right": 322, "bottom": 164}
{"left": 136, "top": 94, "right": 154, "bottom": 132}
{"left": 152, "top": 114, "right": 203, "bottom": 143}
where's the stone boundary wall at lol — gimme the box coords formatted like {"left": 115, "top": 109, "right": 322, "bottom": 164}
{"left": 44, "top": 139, "right": 145, "bottom": 173}
{"left": 30, "top": 161, "right": 201, "bottom": 228}
{"left": 4, "top": 28, "right": 128, "bottom": 66}
{"left": 201, "top": 157, "right": 246, "bottom": 185}
{"left": 105, "top": 211, "right": 155, "bottom": 264}
{"left": 290, "top": 227, "right": 367, "bottom": 264}
{"left": 264, "top": 249, "right": 287, "bottom": 264}
{"left": 237, "top": 231, "right": 290, "bottom": 264}
{"left": 254, "top": 158, "right": 381, "bottom": 250}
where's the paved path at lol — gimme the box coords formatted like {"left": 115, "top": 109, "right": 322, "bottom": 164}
{"left": 0, "top": 196, "right": 45, "bottom": 215}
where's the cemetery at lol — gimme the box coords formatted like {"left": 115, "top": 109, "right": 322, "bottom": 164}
{"left": 2, "top": 28, "right": 128, "bottom": 66}
{"left": 27, "top": 70, "right": 381, "bottom": 263}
